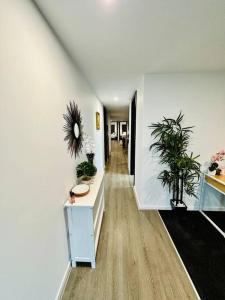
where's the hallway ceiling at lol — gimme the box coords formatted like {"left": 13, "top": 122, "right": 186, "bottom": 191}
{"left": 110, "top": 108, "right": 129, "bottom": 121}
{"left": 35, "top": 0, "right": 225, "bottom": 108}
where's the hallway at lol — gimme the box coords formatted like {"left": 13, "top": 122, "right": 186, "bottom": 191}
{"left": 62, "top": 141, "right": 197, "bottom": 300}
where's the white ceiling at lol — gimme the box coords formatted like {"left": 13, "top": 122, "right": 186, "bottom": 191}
{"left": 35, "top": 0, "right": 225, "bottom": 109}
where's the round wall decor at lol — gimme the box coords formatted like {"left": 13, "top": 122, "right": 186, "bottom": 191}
{"left": 63, "top": 101, "right": 83, "bottom": 157}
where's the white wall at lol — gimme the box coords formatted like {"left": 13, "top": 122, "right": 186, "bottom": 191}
{"left": 0, "top": 1, "right": 104, "bottom": 300}
{"left": 134, "top": 77, "right": 144, "bottom": 199}
{"left": 108, "top": 112, "right": 112, "bottom": 154}
{"left": 135, "top": 72, "right": 225, "bottom": 210}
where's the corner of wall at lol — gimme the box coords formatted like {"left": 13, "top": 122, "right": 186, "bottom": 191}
{"left": 54, "top": 263, "right": 71, "bottom": 300}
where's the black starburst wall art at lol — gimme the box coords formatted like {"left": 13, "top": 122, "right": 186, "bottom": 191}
{"left": 63, "top": 101, "right": 83, "bottom": 158}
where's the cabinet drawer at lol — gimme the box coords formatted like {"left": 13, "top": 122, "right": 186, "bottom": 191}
{"left": 93, "top": 181, "right": 103, "bottom": 223}
{"left": 94, "top": 197, "right": 104, "bottom": 252}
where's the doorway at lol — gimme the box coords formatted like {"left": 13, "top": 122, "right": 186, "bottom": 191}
{"left": 103, "top": 106, "right": 109, "bottom": 164}
{"left": 130, "top": 91, "right": 137, "bottom": 178}
{"left": 108, "top": 108, "right": 129, "bottom": 156}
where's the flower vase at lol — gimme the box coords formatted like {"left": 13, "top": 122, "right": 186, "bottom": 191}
{"left": 216, "top": 169, "right": 221, "bottom": 175}
{"left": 208, "top": 170, "right": 216, "bottom": 176}
{"left": 86, "top": 153, "right": 94, "bottom": 165}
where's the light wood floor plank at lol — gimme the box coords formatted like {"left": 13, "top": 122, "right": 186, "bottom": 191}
{"left": 62, "top": 141, "right": 197, "bottom": 300}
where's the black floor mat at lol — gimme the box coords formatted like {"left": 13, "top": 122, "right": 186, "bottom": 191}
{"left": 159, "top": 210, "right": 225, "bottom": 300}
{"left": 203, "top": 211, "right": 225, "bottom": 232}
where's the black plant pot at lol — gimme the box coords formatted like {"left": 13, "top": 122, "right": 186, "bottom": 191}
{"left": 216, "top": 168, "right": 221, "bottom": 175}
{"left": 86, "top": 153, "right": 94, "bottom": 165}
{"left": 170, "top": 199, "right": 187, "bottom": 212}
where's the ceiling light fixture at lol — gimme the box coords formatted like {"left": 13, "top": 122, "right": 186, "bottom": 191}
{"left": 100, "top": 0, "right": 118, "bottom": 8}
{"left": 114, "top": 97, "right": 119, "bottom": 101}
{"left": 104, "top": 0, "right": 116, "bottom": 5}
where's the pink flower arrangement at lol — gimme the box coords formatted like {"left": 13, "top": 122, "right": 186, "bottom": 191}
{"left": 209, "top": 150, "right": 225, "bottom": 175}
{"left": 211, "top": 150, "right": 225, "bottom": 163}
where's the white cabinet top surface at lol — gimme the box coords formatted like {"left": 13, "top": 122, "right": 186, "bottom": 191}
{"left": 64, "top": 171, "right": 104, "bottom": 208}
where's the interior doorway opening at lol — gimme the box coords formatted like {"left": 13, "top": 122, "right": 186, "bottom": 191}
{"left": 130, "top": 92, "right": 137, "bottom": 179}
{"left": 104, "top": 92, "right": 137, "bottom": 178}
{"left": 104, "top": 107, "right": 129, "bottom": 168}
{"left": 103, "top": 106, "right": 109, "bottom": 164}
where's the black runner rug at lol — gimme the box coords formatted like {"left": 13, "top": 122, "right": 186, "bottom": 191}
{"left": 204, "top": 211, "right": 225, "bottom": 232}
{"left": 159, "top": 210, "right": 225, "bottom": 300}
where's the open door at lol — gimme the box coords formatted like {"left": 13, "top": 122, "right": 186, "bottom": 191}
{"left": 130, "top": 92, "right": 137, "bottom": 178}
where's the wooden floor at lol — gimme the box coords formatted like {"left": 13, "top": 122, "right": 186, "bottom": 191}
{"left": 62, "top": 141, "right": 197, "bottom": 300}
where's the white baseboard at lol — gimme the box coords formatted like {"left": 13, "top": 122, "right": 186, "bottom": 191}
{"left": 55, "top": 262, "right": 71, "bottom": 300}
{"left": 140, "top": 205, "right": 171, "bottom": 210}
{"left": 132, "top": 186, "right": 202, "bottom": 211}
{"left": 133, "top": 186, "right": 141, "bottom": 209}
{"left": 133, "top": 186, "right": 171, "bottom": 210}
{"left": 157, "top": 212, "right": 201, "bottom": 300}
{"left": 201, "top": 207, "right": 225, "bottom": 211}
{"left": 201, "top": 211, "right": 225, "bottom": 238}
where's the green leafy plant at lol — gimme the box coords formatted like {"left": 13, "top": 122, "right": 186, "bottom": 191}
{"left": 76, "top": 161, "right": 97, "bottom": 178}
{"left": 149, "top": 113, "right": 201, "bottom": 207}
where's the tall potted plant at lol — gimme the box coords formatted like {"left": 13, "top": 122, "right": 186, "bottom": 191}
{"left": 149, "top": 113, "right": 201, "bottom": 209}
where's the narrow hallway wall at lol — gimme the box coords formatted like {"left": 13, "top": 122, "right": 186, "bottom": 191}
{"left": 0, "top": 1, "right": 104, "bottom": 299}
{"left": 135, "top": 72, "right": 225, "bottom": 210}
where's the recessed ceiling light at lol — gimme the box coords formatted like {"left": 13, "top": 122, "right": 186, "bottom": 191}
{"left": 104, "top": 0, "right": 116, "bottom": 5}
{"left": 114, "top": 97, "right": 119, "bottom": 101}
{"left": 100, "top": 0, "right": 118, "bottom": 8}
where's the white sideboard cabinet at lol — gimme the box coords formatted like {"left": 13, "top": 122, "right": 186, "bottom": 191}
{"left": 64, "top": 171, "right": 105, "bottom": 268}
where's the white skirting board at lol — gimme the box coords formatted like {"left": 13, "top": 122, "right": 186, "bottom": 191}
{"left": 133, "top": 186, "right": 171, "bottom": 211}
{"left": 201, "top": 207, "right": 225, "bottom": 211}
{"left": 132, "top": 186, "right": 201, "bottom": 211}
{"left": 157, "top": 212, "right": 201, "bottom": 300}
{"left": 55, "top": 262, "right": 71, "bottom": 300}
{"left": 133, "top": 186, "right": 141, "bottom": 209}
{"left": 200, "top": 211, "right": 225, "bottom": 238}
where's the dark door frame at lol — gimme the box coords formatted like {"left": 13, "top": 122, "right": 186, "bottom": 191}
{"left": 103, "top": 106, "right": 109, "bottom": 164}
{"left": 130, "top": 91, "right": 137, "bottom": 178}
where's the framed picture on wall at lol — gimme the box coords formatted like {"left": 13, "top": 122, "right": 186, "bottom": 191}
{"left": 96, "top": 112, "right": 100, "bottom": 130}
{"left": 110, "top": 121, "right": 118, "bottom": 140}
{"left": 119, "top": 121, "right": 127, "bottom": 138}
